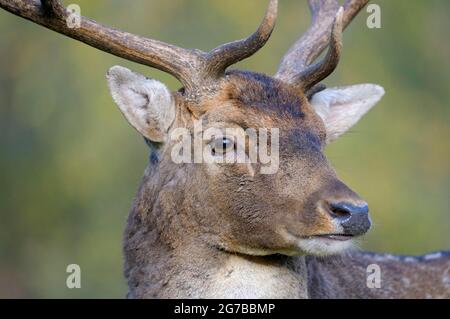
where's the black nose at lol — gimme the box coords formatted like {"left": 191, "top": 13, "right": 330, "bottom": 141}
{"left": 329, "top": 202, "right": 371, "bottom": 236}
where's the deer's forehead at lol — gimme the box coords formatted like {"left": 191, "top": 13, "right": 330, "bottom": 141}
{"left": 225, "top": 71, "right": 306, "bottom": 109}
{"left": 198, "top": 75, "right": 323, "bottom": 140}
{"left": 197, "top": 72, "right": 320, "bottom": 128}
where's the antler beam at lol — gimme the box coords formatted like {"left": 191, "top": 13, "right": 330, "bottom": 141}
{"left": 294, "top": 7, "right": 343, "bottom": 91}
{"left": 0, "top": 0, "right": 203, "bottom": 91}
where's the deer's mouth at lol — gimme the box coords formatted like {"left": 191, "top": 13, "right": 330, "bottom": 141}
{"left": 286, "top": 229, "right": 356, "bottom": 242}
{"left": 282, "top": 229, "right": 355, "bottom": 256}
{"left": 308, "top": 234, "right": 354, "bottom": 241}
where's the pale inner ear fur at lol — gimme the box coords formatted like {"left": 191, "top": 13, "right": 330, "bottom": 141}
{"left": 310, "top": 84, "right": 385, "bottom": 143}
{"left": 107, "top": 65, "right": 176, "bottom": 143}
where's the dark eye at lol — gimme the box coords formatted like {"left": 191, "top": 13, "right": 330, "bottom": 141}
{"left": 211, "top": 137, "right": 235, "bottom": 155}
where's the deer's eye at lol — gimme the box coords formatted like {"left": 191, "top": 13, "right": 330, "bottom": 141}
{"left": 211, "top": 137, "right": 235, "bottom": 155}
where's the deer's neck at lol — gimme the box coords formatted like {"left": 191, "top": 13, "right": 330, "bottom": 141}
{"left": 123, "top": 164, "right": 310, "bottom": 299}
{"left": 124, "top": 212, "right": 309, "bottom": 298}
{"left": 123, "top": 182, "right": 309, "bottom": 298}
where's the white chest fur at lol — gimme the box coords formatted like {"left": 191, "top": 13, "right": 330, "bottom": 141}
{"left": 205, "top": 255, "right": 307, "bottom": 299}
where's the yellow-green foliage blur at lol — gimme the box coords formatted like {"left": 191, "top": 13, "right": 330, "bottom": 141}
{"left": 0, "top": 0, "right": 449, "bottom": 298}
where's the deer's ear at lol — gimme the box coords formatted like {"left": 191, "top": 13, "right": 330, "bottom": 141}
{"left": 310, "top": 84, "right": 385, "bottom": 143}
{"left": 107, "top": 66, "right": 175, "bottom": 143}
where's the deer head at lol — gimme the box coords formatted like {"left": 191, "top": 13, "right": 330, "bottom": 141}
{"left": 1, "top": 0, "right": 383, "bottom": 257}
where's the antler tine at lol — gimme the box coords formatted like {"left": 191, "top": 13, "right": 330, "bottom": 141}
{"left": 295, "top": 7, "right": 343, "bottom": 91}
{"left": 204, "top": 0, "right": 278, "bottom": 78}
{"left": 275, "top": 0, "right": 340, "bottom": 83}
{"left": 275, "top": 0, "right": 370, "bottom": 91}
{"left": 342, "top": 0, "right": 371, "bottom": 28}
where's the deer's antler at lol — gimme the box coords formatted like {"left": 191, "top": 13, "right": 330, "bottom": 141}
{"left": 0, "top": 0, "right": 278, "bottom": 97}
{"left": 275, "top": 0, "right": 369, "bottom": 92}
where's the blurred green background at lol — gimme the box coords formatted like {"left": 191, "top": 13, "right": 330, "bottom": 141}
{"left": 0, "top": 0, "right": 449, "bottom": 298}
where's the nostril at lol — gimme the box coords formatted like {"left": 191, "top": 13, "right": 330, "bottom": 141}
{"left": 326, "top": 201, "right": 371, "bottom": 236}
{"left": 329, "top": 203, "right": 352, "bottom": 220}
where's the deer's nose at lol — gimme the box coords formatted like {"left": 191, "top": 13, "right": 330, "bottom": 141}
{"left": 328, "top": 202, "right": 371, "bottom": 236}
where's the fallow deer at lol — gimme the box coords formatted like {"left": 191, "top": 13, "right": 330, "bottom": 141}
{"left": 1, "top": 0, "right": 449, "bottom": 299}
